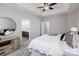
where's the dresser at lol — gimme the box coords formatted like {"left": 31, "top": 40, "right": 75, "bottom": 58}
{"left": 0, "top": 36, "right": 20, "bottom": 56}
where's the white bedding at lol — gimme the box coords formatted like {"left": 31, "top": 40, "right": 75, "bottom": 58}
{"left": 5, "top": 31, "right": 13, "bottom": 35}
{"left": 62, "top": 41, "right": 79, "bottom": 56}
{"left": 28, "top": 34, "right": 64, "bottom": 56}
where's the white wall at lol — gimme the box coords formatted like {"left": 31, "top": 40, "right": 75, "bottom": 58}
{"left": 67, "top": 9, "right": 79, "bottom": 31}
{"left": 43, "top": 14, "right": 67, "bottom": 35}
{"left": 0, "top": 5, "right": 21, "bottom": 37}
{"left": 1, "top": 3, "right": 79, "bottom": 42}
{"left": 42, "top": 11, "right": 79, "bottom": 35}
{"left": 30, "top": 17, "right": 41, "bottom": 40}
{"left": 67, "top": 12, "right": 78, "bottom": 31}
{"left": 0, "top": 17, "right": 16, "bottom": 29}
{"left": 76, "top": 10, "right": 79, "bottom": 29}
{"left": 0, "top": 5, "right": 41, "bottom": 42}
{"left": 21, "top": 19, "right": 30, "bottom": 32}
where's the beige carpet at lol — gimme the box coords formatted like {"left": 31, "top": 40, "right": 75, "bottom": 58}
{"left": 7, "top": 37, "right": 29, "bottom": 56}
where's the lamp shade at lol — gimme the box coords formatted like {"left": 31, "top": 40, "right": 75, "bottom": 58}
{"left": 70, "top": 27, "right": 78, "bottom": 31}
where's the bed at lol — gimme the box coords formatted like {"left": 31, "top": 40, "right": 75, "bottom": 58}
{"left": 28, "top": 34, "right": 64, "bottom": 56}
{"left": 28, "top": 33, "right": 79, "bottom": 56}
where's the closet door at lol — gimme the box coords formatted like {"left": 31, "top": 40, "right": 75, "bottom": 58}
{"left": 40, "top": 21, "right": 49, "bottom": 35}
{"left": 45, "top": 21, "right": 49, "bottom": 34}
{"left": 40, "top": 22, "right": 46, "bottom": 35}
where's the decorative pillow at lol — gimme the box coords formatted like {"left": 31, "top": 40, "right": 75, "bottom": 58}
{"left": 78, "top": 32, "right": 79, "bottom": 35}
{"left": 65, "top": 32, "right": 73, "bottom": 48}
{"left": 60, "top": 33, "right": 65, "bottom": 41}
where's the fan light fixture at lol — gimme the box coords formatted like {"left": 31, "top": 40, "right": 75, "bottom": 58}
{"left": 44, "top": 6, "right": 49, "bottom": 10}
{"left": 37, "top": 3, "right": 57, "bottom": 12}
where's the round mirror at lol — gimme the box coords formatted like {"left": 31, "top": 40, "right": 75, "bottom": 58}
{"left": 0, "top": 17, "right": 16, "bottom": 36}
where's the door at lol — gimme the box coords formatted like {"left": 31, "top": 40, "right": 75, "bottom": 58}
{"left": 40, "top": 21, "right": 49, "bottom": 35}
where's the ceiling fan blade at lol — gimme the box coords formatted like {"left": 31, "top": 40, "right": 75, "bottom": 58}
{"left": 37, "top": 6, "right": 44, "bottom": 8}
{"left": 49, "top": 7, "right": 54, "bottom": 10}
{"left": 43, "top": 9, "right": 45, "bottom": 12}
{"left": 44, "top": 3, "right": 49, "bottom": 6}
{"left": 44, "top": 3, "right": 48, "bottom": 5}
{"left": 49, "top": 3, "right": 57, "bottom": 6}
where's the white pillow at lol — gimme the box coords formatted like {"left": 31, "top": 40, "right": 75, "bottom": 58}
{"left": 49, "top": 34, "right": 61, "bottom": 37}
{"left": 48, "top": 34, "right": 62, "bottom": 41}
{"left": 5, "top": 31, "right": 13, "bottom": 35}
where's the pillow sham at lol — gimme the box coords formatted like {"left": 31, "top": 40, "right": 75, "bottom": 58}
{"left": 65, "top": 32, "right": 73, "bottom": 48}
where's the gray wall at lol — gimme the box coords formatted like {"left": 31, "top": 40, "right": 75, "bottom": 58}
{"left": 0, "top": 17, "right": 16, "bottom": 29}
{"left": 0, "top": 5, "right": 41, "bottom": 42}
{"left": 67, "top": 12, "right": 78, "bottom": 31}
{"left": 1, "top": 3, "right": 79, "bottom": 41}
{"left": 42, "top": 7, "right": 79, "bottom": 35}
{"left": 67, "top": 9, "right": 79, "bottom": 31}
{"left": 43, "top": 14, "right": 67, "bottom": 34}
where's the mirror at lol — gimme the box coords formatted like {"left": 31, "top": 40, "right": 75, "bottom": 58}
{"left": 0, "top": 17, "right": 16, "bottom": 36}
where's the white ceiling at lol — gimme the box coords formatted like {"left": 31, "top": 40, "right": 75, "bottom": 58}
{"left": 1, "top": 3, "right": 79, "bottom": 17}
{"left": 17, "top": 3, "right": 69, "bottom": 16}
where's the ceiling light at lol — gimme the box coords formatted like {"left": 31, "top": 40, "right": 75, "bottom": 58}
{"left": 44, "top": 7, "right": 49, "bottom": 10}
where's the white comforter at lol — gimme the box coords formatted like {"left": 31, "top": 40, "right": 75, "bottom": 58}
{"left": 62, "top": 41, "right": 79, "bottom": 56}
{"left": 28, "top": 34, "right": 64, "bottom": 56}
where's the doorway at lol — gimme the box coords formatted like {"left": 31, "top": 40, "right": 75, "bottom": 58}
{"left": 21, "top": 19, "right": 30, "bottom": 48}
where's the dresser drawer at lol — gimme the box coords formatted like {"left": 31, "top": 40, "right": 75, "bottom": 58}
{"left": 0, "top": 36, "right": 20, "bottom": 56}
{"left": 0, "top": 45, "right": 7, "bottom": 52}
{"left": 0, "top": 48, "right": 6, "bottom": 55}
{"left": 0, "top": 45, "right": 12, "bottom": 56}
{"left": 0, "top": 52, "right": 5, "bottom": 55}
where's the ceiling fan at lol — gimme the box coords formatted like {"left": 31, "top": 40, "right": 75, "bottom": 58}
{"left": 37, "top": 3, "right": 57, "bottom": 12}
